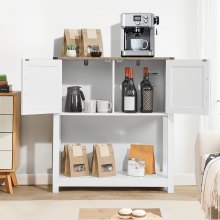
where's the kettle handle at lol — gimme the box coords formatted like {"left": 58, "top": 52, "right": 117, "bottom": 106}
{"left": 80, "top": 90, "right": 85, "bottom": 101}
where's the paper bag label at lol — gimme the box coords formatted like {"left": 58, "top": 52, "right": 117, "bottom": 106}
{"left": 72, "top": 145, "right": 83, "bottom": 157}
{"left": 69, "top": 30, "right": 79, "bottom": 39}
{"left": 87, "top": 29, "right": 97, "bottom": 39}
{"left": 98, "top": 144, "right": 110, "bottom": 157}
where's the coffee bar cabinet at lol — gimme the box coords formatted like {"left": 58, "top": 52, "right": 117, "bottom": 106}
{"left": 21, "top": 58, "right": 209, "bottom": 193}
{"left": 0, "top": 92, "right": 21, "bottom": 193}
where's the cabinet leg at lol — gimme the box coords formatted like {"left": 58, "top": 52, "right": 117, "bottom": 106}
{"left": 11, "top": 172, "right": 18, "bottom": 187}
{"left": 52, "top": 184, "right": 59, "bottom": 193}
{"left": 167, "top": 185, "right": 174, "bottom": 193}
{"left": 5, "top": 173, "right": 13, "bottom": 194}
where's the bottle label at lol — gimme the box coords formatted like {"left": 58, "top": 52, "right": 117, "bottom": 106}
{"left": 124, "top": 96, "right": 135, "bottom": 111}
{"left": 143, "top": 90, "right": 153, "bottom": 111}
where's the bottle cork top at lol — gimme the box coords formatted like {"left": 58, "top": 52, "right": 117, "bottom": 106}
{"left": 143, "top": 67, "right": 149, "bottom": 75}
{"left": 129, "top": 68, "right": 133, "bottom": 78}
{"left": 125, "top": 67, "right": 130, "bottom": 77}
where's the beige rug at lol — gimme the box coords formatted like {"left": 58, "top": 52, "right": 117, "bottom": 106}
{"left": 0, "top": 200, "right": 205, "bottom": 220}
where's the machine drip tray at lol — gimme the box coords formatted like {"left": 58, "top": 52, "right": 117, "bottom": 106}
{"left": 121, "top": 50, "right": 154, "bottom": 57}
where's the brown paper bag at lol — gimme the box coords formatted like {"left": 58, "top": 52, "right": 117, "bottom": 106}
{"left": 81, "top": 29, "right": 103, "bottom": 57}
{"left": 62, "top": 144, "right": 89, "bottom": 177}
{"left": 92, "top": 144, "right": 116, "bottom": 177}
{"left": 62, "top": 146, "right": 70, "bottom": 175}
{"left": 128, "top": 144, "right": 156, "bottom": 174}
{"left": 62, "top": 29, "right": 82, "bottom": 57}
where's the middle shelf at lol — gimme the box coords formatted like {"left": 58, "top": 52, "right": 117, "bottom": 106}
{"left": 60, "top": 112, "right": 168, "bottom": 116}
{"left": 62, "top": 59, "right": 166, "bottom": 114}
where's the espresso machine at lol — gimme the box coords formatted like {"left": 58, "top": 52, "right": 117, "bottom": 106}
{"left": 121, "top": 13, "right": 159, "bottom": 57}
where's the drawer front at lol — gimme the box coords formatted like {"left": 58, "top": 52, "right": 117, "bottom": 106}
{"left": 0, "top": 115, "right": 13, "bottom": 132}
{"left": 0, "top": 133, "right": 12, "bottom": 150}
{"left": 0, "top": 96, "right": 13, "bottom": 114}
{"left": 0, "top": 151, "right": 12, "bottom": 169}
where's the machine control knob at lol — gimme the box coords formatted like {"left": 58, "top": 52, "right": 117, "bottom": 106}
{"left": 144, "top": 16, "right": 148, "bottom": 19}
{"left": 144, "top": 19, "right": 148, "bottom": 23}
{"left": 154, "top": 16, "right": 159, "bottom": 25}
{"left": 135, "top": 22, "right": 140, "bottom": 25}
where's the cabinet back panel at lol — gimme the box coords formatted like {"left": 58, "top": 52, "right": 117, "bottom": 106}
{"left": 115, "top": 61, "right": 165, "bottom": 113}
{"left": 62, "top": 61, "right": 112, "bottom": 112}
{"left": 60, "top": 116, "right": 163, "bottom": 172}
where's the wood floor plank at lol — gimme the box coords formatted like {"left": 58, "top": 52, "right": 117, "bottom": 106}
{"left": 0, "top": 185, "right": 200, "bottom": 201}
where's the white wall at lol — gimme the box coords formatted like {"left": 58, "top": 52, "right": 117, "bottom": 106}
{"left": 0, "top": 0, "right": 199, "bottom": 184}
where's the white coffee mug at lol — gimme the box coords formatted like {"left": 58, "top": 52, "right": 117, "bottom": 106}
{"left": 131, "top": 39, "right": 148, "bottom": 50}
{"left": 97, "top": 100, "right": 112, "bottom": 113}
{"left": 84, "top": 100, "right": 96, "bottom": 113}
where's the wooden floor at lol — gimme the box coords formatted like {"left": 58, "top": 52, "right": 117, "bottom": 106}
{"left": 0, "top": 185, "right": 200, "bottom": 201}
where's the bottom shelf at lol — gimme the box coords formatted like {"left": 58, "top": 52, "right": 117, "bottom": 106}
{"left": 58, "top": 172, "right": 168, "bottom": 187}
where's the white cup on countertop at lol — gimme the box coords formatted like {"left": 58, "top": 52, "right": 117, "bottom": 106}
{"left": 97, "top": 100, "right": 112, "bottom": 113}
{"left": 84, "top": 100, "right": 97, "bottom": 113}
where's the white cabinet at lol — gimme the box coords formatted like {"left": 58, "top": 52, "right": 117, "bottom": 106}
{"left": 21, "top": 57, "right": 209, "bottom": 193}
{"left": 0, "top": 92, "right": 21, "bottom": 171}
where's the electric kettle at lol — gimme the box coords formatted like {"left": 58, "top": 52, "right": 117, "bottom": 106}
{"left": 65, "top": 86, "right": 85, "bottom": 112}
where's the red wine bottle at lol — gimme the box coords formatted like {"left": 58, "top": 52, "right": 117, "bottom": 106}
{"left": 122, "top": 67, "right": 130, "bottom": 112}
{"left": 141, "top": 67, "right": 153, "bottom": 113}
{"left": 124, "top": 68, "right": 137, "bottom": 113}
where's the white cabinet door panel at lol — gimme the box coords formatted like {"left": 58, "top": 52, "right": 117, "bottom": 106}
{"left": 0, "top": 96, "right": 13, "bottom": 114}
{"left": 0, "top": 115, "right": 13, "bottom": 132}
{"left": 22, "top": 59, "right": 62, "bottom": 115}
{"left": 0, "top": 151, "right": 12, "bottom": 169}
{"left": 166, "top": 60, "right": 209, "bottom": 114}
{"left": 0, "top": 133, "right": 12, "bottom": 150}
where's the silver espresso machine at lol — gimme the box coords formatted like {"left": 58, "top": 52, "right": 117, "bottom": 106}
{"left": 121, "top": 13, "right": 159, "bottom": 57}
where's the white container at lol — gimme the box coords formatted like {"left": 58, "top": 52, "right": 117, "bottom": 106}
{"left": 66, "top": 49, "right": 76, "bottom": 57}
{"left": 127, "top": 158, "right": 145, "bottom": 177}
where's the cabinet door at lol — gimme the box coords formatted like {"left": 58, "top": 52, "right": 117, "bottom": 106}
{"left": 166, "top": 60, "right": 209, "bottom": 114}
{"left": 22, "top": 59, "right": 62, "bottom": 115}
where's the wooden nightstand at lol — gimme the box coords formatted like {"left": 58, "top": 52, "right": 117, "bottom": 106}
{"left": 0, "top": 92, "right": 20, "bottom": 193}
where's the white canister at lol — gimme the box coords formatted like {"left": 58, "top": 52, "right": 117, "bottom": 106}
{"left": 66, "top": 49, "right": 76, "bottom": 57}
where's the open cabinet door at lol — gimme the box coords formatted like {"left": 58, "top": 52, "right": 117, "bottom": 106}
{"left": 166, "top": 60, "right": 209, "bottom": 114}
{"left": 22, "top": 59, "right": 62, "bottom": 115}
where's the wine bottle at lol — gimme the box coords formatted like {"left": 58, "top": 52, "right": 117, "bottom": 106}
{"left": 141, "top": 67, "right": 153, "bottom": 113}
{"left": 121, "top": 67, "right": 130, "bottom": 112}
{"left": 124, "top": 68, "right": 137, "bottom": 113}
{"left": 140, "top": 67, "right": 148, "bottom": 111}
